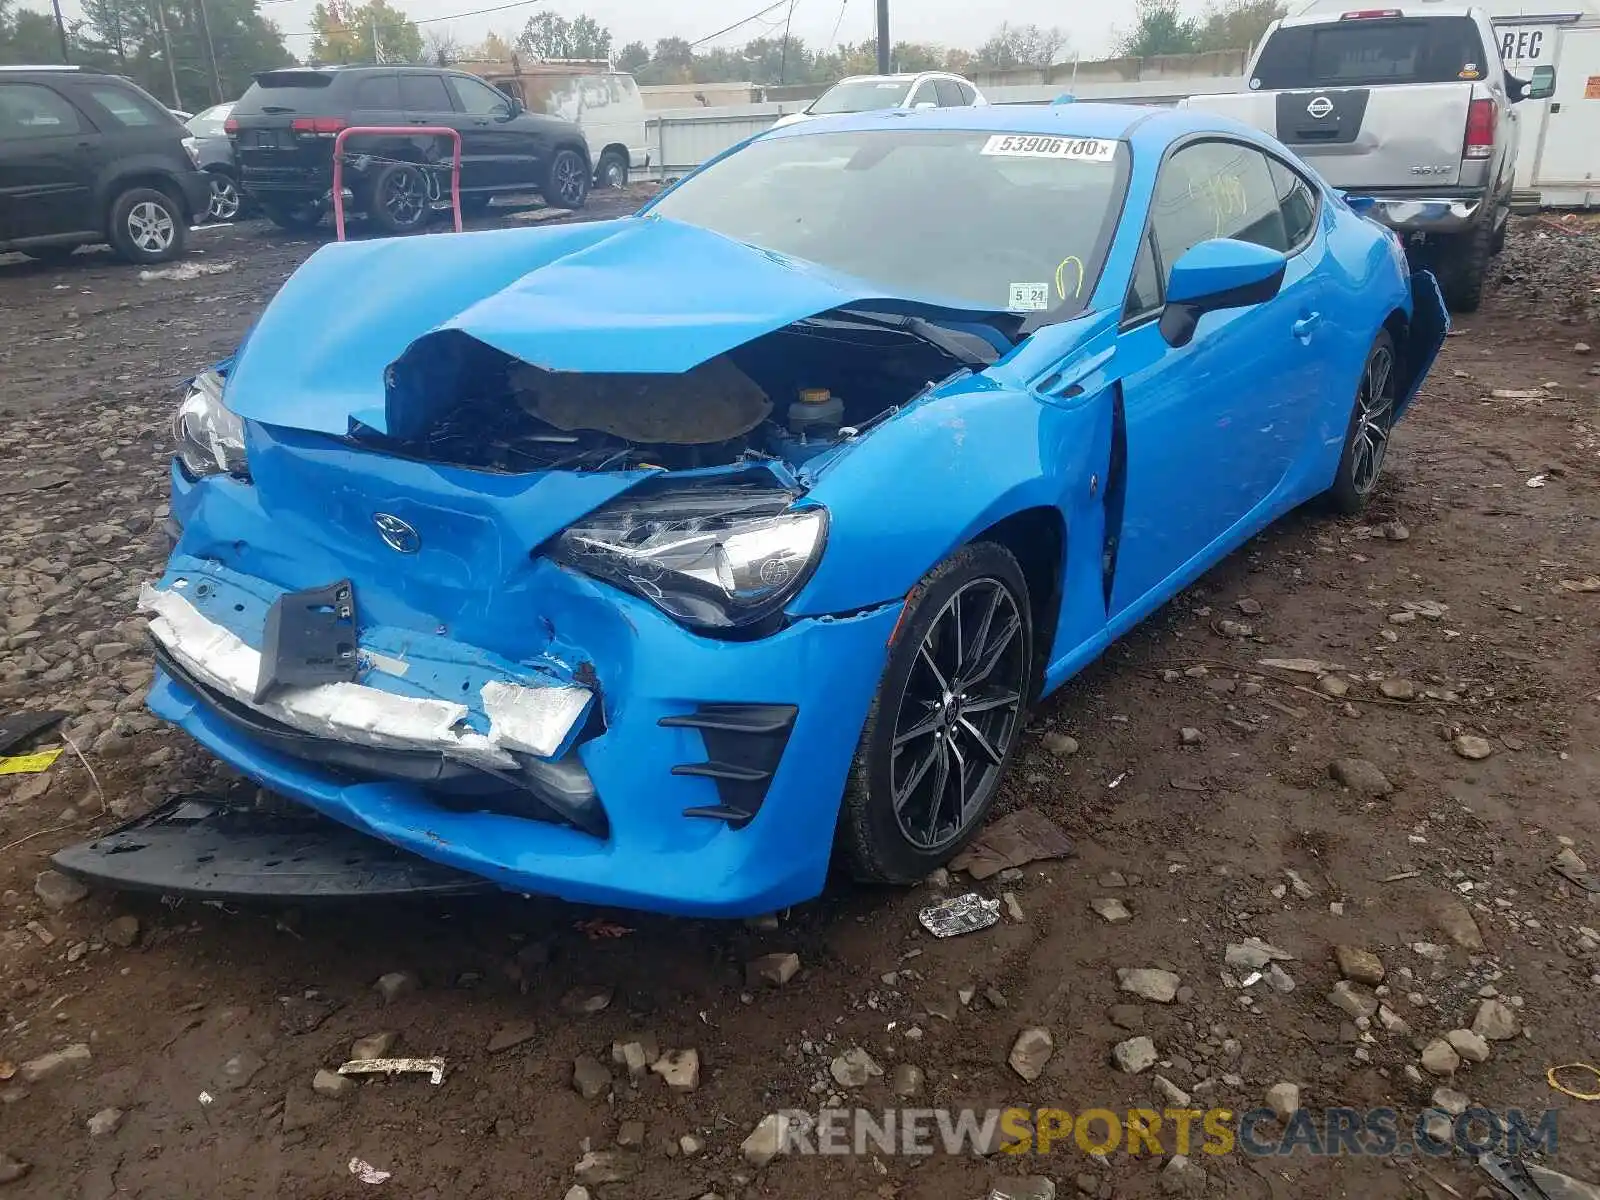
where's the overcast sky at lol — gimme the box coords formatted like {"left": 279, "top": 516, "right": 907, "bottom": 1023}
{"left": 42, "top": 0, "right": 1152, "bottom": 67}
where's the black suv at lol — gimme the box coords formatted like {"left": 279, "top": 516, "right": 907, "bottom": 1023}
{"left": 0, "top": 66, "right": 211, "bottom": 264}
{"left": 229, "top": 65, "right": 594, "bottom": 233}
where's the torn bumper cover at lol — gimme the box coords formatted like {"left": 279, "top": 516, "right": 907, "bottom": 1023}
{"left": 140, "top": 580, "right": 590, "bottom": 770}
{"left": 142, "top": 553, "right": 901, "bottom": 916}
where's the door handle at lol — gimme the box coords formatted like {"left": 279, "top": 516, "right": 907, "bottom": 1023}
{"left": 408, "top": 118, "right": 429, "bottom": 125}
{"left": 1292, "top": 312, "right": 1323, "bottom": 340}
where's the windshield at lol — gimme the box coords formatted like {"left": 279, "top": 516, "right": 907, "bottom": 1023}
{"left": 186, "top": 103, "right": 231, "bottom": 137}
{"left": 649, "top": 129, "right": 1129, "bottom": 316}
{"left": 807, "top": 79, "right": 914, "bottom": 115}
{"left": 1252, "top": 17, "right": 1489, "bottom": 88}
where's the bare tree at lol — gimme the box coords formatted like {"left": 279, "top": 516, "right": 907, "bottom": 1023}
{"left": 423, "top": 25, "right": 461, "bottom": 65}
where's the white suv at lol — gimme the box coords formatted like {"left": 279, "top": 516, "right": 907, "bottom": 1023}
{"left": 773, "top": 72, "right": 987, "bottom": 128}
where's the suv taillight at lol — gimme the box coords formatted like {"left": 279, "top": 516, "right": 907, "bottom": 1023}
{"left": 223, "top": 116, "right": 238, "bottom": 134}
{"left": 1464, "top": 98, "right": 1495, "bottom": 160}
{"left": 290, "top": 117, "right": 347, "bottom": 137}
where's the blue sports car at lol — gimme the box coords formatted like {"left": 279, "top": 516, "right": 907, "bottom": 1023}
{"left": 127, "top": 102, "right": 1446, "bottom": 915}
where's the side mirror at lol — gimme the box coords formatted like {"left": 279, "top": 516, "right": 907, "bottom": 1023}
{"left": 1159, "top": 238, "right": 1287, "bottom": 348}
{"left": 1526, "top": 64, "right": 1556, "bottom": 101}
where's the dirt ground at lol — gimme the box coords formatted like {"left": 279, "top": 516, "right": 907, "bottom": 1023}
{"left": 1, "top": 202, "right": 1598, "bottom": 1200}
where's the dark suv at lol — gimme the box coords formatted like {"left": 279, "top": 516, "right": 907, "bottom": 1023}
{"left": 229, "top": 65, "right": 594, "bottom": 233}
{"left": 0, "top": 66, "right": 211, "bottom": 264}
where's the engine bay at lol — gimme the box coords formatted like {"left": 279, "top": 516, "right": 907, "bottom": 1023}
{"left": 356, "top": 310, "right": 994, "bottom": 474}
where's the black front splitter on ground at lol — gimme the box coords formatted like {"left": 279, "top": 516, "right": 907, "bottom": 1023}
{"left": 51, "top": 795, "right": 495, "bottom": 901}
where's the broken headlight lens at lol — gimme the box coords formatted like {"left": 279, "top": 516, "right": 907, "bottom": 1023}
{"left": 173, "top": 368, "right": 249, "bottom": 480}
{"left": 552, "top": 483, "right": 827, "bottom": 631}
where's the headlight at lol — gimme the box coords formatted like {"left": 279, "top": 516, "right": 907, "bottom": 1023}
{"left": 181, "top": 136, "right": 201, "bottom": 167}
{"left": 173, "top": 368, "right": 249, "bottom": 479}
{"left": 551, "top": 482, "right": 827, "bottom": 632}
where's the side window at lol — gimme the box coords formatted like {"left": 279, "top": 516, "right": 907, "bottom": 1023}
{"left": 956, "top": 82, "right": 977, "bottom": 105}
{"left": 1150, "top": 140, "right": 1288, "bottom": 268}
{"left": 399, "top": 74, "right": 453, "bottom": 113}
{"left": 353, "top": 74, "right": 401, "bottom": 109}
{"left": 1269, "top": 157, "right": 1319, "bottom": 250}
{"left": 0, "top": 83, "right": 84, "bottom": 140}
{"left": 907, "top": 83, "right": 935, "bottom": 108}
{"left": 87, "top": 85, "right": 167, "bottom": 128}
{"left": 1124, "top": 232, "right": 1163, "bottom": 322}
{"left": 449, "top": 75, "right": 510, "bottom": 116}
{"left": 934, "top": 80, "right": 964, "bottom": 107}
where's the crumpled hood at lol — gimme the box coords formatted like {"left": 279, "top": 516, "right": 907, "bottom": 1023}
{"left": 223, "top": 216, "right": 978, "bottom": 437}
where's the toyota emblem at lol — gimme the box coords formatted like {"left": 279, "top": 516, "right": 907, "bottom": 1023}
{"left": 373, "top": 512, "right": 420, "bottom": 554}
{"left": 1306, "top": 95, "right": 1335, "bottom": 119}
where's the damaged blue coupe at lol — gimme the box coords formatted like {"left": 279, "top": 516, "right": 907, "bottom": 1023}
{"left": 125, "top": 104, "right": 1446, "bottom": 915}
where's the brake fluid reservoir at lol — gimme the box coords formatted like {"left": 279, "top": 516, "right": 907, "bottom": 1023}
{"left": 788, "top": 387, "right": 844, "bottom": 436}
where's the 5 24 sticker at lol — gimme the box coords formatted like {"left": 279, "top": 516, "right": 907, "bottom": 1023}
{"left": 981, "top": 134, "right": 1117, "bottom": 162}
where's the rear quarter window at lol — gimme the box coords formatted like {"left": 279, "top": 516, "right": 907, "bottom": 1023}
{"left": 1252, "top": 17, "right": 1489, "bottom": 89}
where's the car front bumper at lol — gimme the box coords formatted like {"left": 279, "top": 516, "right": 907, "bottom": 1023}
{"left": 147, "top": 470, "right": 900, "bottom": 916}
{"left": 175, "top": 169, "right": 216, "bottom": 222}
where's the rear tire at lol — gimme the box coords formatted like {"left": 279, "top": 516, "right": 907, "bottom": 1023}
{"left": 1325, "top": 330, "right": 1398, "bottom": 515}
{"left": 542, "top": 147, "right": 590, "bottom": 210}
{"left": 262, "top": 201, "right": 323, "bottom": 231}
{"left": 367, "top": 162, "right": 430, "bottom": 234}
{"left": 1435, "top": 221, "right": 1493, "bottom": 313}
{"left": 107, "top": 187, "right": 186, "bottom": 264}
{"left": 595, "top": 150, "right": 628, "bottom": 189}
{"left": 839, "top": 542, "right": 1034, "bottom": 884}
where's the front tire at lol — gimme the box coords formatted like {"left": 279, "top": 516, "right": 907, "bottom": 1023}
{"left": 839, "top": 542, "right": 1034, "bottom": 884}
{"left": 542, "top": 148, "right": 590, "bottom": 210}
{"left": 108, "top": 187, "right": 186, "bottom": 264}
{"left": 1326, "top": 330, "right": 1398, "bottom": 515}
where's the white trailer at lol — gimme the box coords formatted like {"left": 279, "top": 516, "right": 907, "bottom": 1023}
{"left": 1294, "top": 0, "right": 1600, "bottom": 205}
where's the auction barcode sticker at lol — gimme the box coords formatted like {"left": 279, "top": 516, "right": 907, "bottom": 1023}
{"left": 980, "top": 134, "right": 1118, "bottom": 162}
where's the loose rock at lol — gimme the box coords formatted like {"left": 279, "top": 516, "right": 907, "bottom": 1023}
{"left": 572, "top": 1055, "right": 611, "bottom": 1100}
{"left": 0, "top": 1154, "right": 30, "bottom": 1186}
{"left": 561, "top": 985, "right": 614, "bottom": 1015}
{"left": 373, "top": 972, "right": 417, "bottom": 1005}
{"left": 830, "top": 1047, "right": 883, "bottom": 1088}
{"left": 1266, "top": 1082, "right": 1300, "bottom": 1121}
{"left": 1329, "top": 758, "right": 1393, "bottom": 797}
{"left": 101, "top": 915, "right": 140, "bottom": 948}
{"left": 1112, "top": 1036, "right": 1157, "bottom": 1075}
{"left": 486, "top": 1023, "right": 538, "bottom": 1054}
{"left": 572, "top": 1150, "right": 639, "bottom": 1186}
{"left": 312, "top": 1069, "right": 354, "bottom": 1099}
{"left": 1118, "top": 968, "right": 1181, "bottom": 1003}
{"left": 652, "top": 1048, "right": 701, "bottom": 1092}
{"left": 1042, "top": 731, "right": 1079, "bottom": 758}
{"left": 1431, "top": 1087, "right": 1470, "bottom": 1117}
{"left": 1334, "top": 946, "right": 1385, "bottom": 986}
{"left": 1452, "top": 735, "right": 1494, "bottom": 761}
{"left": 20, "top": 1042, "right": 91, "bottom": 1083}
{"left": 1327, "top": 981, "right": 1379, "bottom": 1021}
{"left": 1420, "top": 1040, "right": 1461, "bottom": 1077}
{"left": 350, "top": 1031, "right": 397, "bottom": 1061}
{"left": 1379, "top": 678, "right": 1417, "bottom": 700}
{"left": 1090, "top": 897, "right": 1132, "bottom": 924}
{"left": 1009, "top": 1028, "right": 1055, "bottom": 1081}
{"left": 1430, "top": 897, "right": 1485, "bottom": 951}
{"left": 1470, "top": 998, "right": 1521, "bottom": 1041}
{"left": 745, "top": 953, "right": 800, "bottom": 988}
{"left": 741, "top": 1113, "right": 794, "bottom": 1168}
{"left": 86, "top": 1107, "right": 123, "bottom": 1137}
{"left": 1445, "top": 1028, "right": 1491, "bottom": 1063}
{"left": 892, "top": 1063, "right": 924, "bottom": 1097}
{"left": 33, "top": 870, "right": 88, "bottom": 911}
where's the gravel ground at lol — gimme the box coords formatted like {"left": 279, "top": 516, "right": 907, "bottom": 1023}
{"left": 1, "top": 211, "right": 1598, "bottom": 1200}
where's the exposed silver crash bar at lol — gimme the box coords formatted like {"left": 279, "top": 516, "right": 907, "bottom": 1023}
{"left": 1364, "top": 195, "right": 1483, "bottom": 233}
{"left": 140, "top": 583, "right": 591, "bottom": 768}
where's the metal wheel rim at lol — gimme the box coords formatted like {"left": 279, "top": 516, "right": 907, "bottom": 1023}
{"left": 554, "top": 154, "right": 584, "bottom": 205}
{"left": 888, "top": 577, "right": 1026, "bottom": 853}
{"left": 127, "top": 201, "right": 175, "bottom": 252}
{"left": 206, "top": 178, "right": 240, "bottom": 222}
{"left": 601, "top": 159, "right": 624, "bottom": 187}
{"left": 383, "top": 169, "right": 425, "bottom": 225}
{"left": 1351, "top": 345, "right": 1395, "bottom": 495}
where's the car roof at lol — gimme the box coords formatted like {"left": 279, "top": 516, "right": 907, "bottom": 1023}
{"left": 832, "top": 71, "right": 969, "bottom": 85}
{"left": 765, "top": 101, "right": 1259, "bottom": 146}
{"left": 1280, "top": 4, "right": 1476, "bottom": 26}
